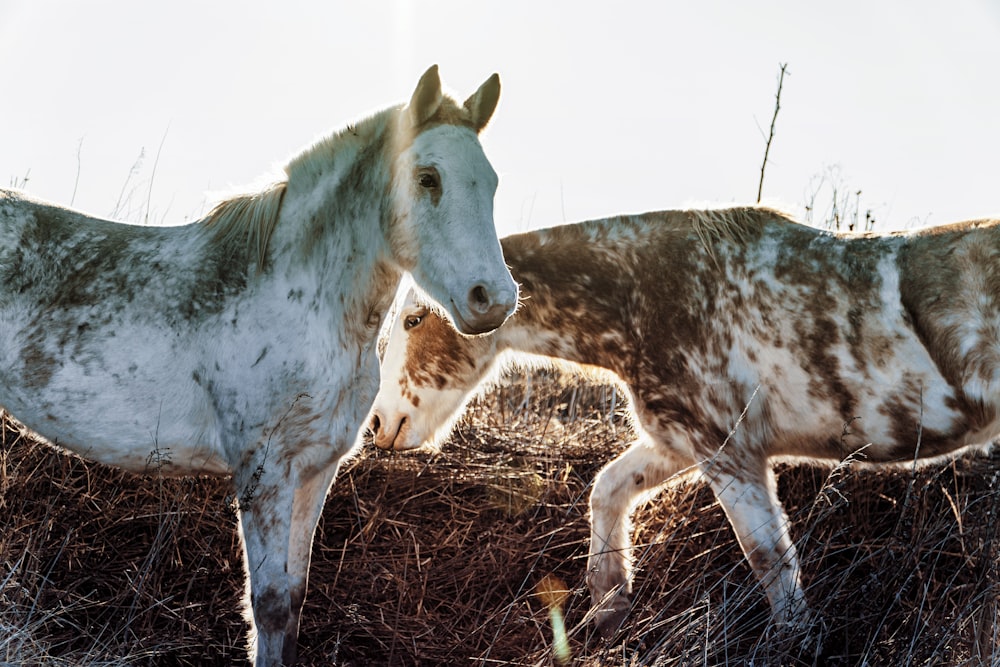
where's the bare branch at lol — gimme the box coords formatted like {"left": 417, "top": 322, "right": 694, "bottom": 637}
{"left": 757, "top": 63, "right": 789, "bottom": 203}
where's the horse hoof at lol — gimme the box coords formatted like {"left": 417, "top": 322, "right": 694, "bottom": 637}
{"left": 592, "top": 592, "right": 631, "bottom": 639}
{"left": 768, "top": 609, "right": 828, "bottom": 659}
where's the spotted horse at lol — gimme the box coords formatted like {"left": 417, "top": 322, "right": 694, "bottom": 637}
{"left": 370, "top": 206, "right": 1000, "bottom": 639}
{"left": 0, "top": 66, "right": 518, "bottom": 666}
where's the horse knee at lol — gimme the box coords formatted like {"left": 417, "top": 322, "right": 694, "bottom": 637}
{"left": 590, "top": 462, "right": 635, "bottom": 516}
{"left": 253, "top": 587, "right": 291, "bottom": 635}
{"left": 592, "top": 438, "right": 682, "bottom": 515}
{"left": 589, "top": 471, "right": 613, "bottom": 515}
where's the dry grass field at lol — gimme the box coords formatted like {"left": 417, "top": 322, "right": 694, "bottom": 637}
{"left": 2, "top": 370, "right": 999, "bottom": 666}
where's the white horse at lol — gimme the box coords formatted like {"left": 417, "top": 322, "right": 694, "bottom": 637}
{"left": 369, "top": 207, "right": 1000, "bottom": 639}
{"left": 0, "top": 65, "right": 517, "bottom": 666}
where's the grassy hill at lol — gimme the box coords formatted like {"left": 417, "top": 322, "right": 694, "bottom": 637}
{"left": 2, "top": 372, "right": 998, "bottom": 666}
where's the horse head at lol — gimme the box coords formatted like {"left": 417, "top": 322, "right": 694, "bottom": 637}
{"left": 370, "top": 288, "right": 494, "bottom": 450}
{"left": 387, "top": 65, "right": 518, "bottom": 335}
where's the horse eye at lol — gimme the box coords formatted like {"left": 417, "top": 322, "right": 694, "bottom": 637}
{"left": 417, "top": 171, "right": 439, "bottom": 189}
{"left": 403, "top": 314, "right": 423, "bottom": 330}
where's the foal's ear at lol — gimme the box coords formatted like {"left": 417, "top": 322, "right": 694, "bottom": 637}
{"left": 408, "top": 64, "right": 444, "bottom": 128}
{"left": 464, "top": 73, "right": 501, "bottom": 133}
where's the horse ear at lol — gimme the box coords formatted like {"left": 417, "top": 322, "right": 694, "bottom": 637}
{"left": 408, "top": 65, "right": 443, "bottom": 128}
{"left": 463, "top": 73, "right": 501, "bottom": 133}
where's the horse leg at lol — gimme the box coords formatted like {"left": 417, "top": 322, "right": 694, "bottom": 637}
{"left": 587, "top": 434, "right": 686, "bottom": 637}
{"left": 237, "top": 469, "right": 310, "bottom": 667}
{"left": 283, "top": 461, "right": 343, "bottom": 661}
{"left": 701, "top": 456, "right": 806, "bottom": 625}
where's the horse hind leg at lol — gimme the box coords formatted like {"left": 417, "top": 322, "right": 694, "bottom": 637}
{"left": 587, "top": 433, "right": 688, "bottom": 637}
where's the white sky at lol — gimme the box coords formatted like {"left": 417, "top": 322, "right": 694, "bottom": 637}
{"left": 1, "top": 1, "right": 998, "bottom": 235}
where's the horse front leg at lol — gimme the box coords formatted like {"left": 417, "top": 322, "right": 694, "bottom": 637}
{"left": 236, "top": 447, "right": 343, "bottom": 667}
{"left": 285, "top": 460, "right": 343, "bottom": 654}
{"left": 701, "top": 458, "right": 807, "bottom": 626}
{"left": 236, "top": 455, "right": 337, "bottom": 667}
{"left": 237, "top": 475, "right": 297, "bottom": 667}
{"left": 587, "top": 434, "right": 686, "bottom": 637}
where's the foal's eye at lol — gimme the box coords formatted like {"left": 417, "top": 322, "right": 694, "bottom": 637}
{"left": 417, "top": 170, "right": 439, "bottom": 189}
{"left": 403, "top": 313, "right": 424, "bottom": 330}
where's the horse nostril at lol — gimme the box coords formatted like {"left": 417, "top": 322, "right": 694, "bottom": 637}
{"left": 371, "top": 414, "right": 382, "bottom": 435}
{"left": 469, "top": 284, "right": 491, "bottom": 314}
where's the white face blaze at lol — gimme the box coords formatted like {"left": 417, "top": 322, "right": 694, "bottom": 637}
{"left": 391, "top": 124, "right": 517, "bottom": 336}
{"left": 370, "top": 289, "right": 493, "bottom": 450}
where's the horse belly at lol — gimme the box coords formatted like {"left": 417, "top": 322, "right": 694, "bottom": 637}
{"left": 3, "top": 385, "right": 227, "bottom": 475}
{"left": 0, "top": 325, "right": 227, "bottom": 475}
{"left": 758, "top": 330, "right": 981, "bottom": 462}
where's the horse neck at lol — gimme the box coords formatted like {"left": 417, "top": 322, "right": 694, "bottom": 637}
{"left": 496, "top": 225, "right": 640, "bottom": 376}
{"left": 498, "top": 215, "right": 728, "bottom": 383}
{"left": 268, "top": 125, "right": 401, "bottom": 336}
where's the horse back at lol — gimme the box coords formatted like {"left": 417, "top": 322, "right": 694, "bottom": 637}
{"left": 0, "top": 189, "right": 250, "bottom": 320}
{"left": 617, "top": 213, "right": 1000, "bottom": 463}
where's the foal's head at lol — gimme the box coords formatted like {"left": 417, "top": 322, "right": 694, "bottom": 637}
{"left": 386, "top": 65, "right": 517, "bottom": 335}
{"left": 371, "top": 289, "right": 494, "bottom": 450}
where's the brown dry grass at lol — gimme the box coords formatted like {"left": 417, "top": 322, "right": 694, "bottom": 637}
{"left": 2, "top": 372, "right": 999, "bottom": 666}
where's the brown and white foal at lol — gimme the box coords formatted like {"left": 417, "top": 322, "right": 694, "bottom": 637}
{"left": 370, "top": 207, "right": 1000, "bottom": 636}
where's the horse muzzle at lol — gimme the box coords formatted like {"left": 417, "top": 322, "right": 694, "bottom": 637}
{"left": 451, "top": 281, "right": 517, "bottom": 335}
{"left": 370, "top": 411, "right": 417, "bottom": 451}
